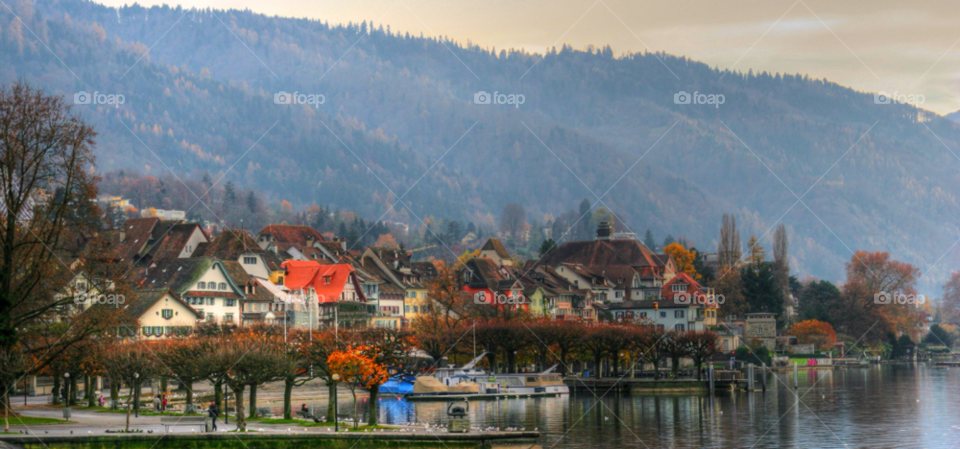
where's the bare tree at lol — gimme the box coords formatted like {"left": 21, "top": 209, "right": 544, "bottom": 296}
{"left": 0, "top": 82, "right": 99, "bottom": 350}
{"left": 773, "top": 224, "right": 790, "bottom": 296}
{"left": 717, "top": 213, "right": 741, "bottom": 268}
{"left": 101, "top": 343, "right": 160, "bottom": 432}
{"left": 499, "top": 203, "right": 526, "bottom": 241}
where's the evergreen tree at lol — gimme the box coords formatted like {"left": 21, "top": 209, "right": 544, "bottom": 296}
{"left": 643, "top": 229, "right": 657, "bottom": 251}
{"left": 246, "top": 191, "right": 258, "bottom": 214}
{"left": 662, "top": 234, "right": 676, "bottom": 249}
{"left": 539, "top": 238, "right": 557, "bottom": 256}
{"left": 224, "top": 180, "right": 237, "bottom": 204}
{"left": 578, "top": 198, "right": 592, "bottom": 239}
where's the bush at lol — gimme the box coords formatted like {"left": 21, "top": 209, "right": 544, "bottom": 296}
{"left": 731, "top": 346, "right": 772, "bottom": 366}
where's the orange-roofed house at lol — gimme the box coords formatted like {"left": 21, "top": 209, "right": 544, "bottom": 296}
{"left": 281, "top": 260, "right": 367, "bottom": 328}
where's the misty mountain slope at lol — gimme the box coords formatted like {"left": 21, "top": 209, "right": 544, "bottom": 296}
{"left": 4, "top": 0, "right": 960, "bottom": 290}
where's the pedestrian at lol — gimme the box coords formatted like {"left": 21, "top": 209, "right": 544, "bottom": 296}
{"left": 208, "top": 401, "right": 219, "bottom": 431}
{"left": 98, "top": 395, "right": 104, "bottom": 407}
{"left": 162, "top": 396, "right": 167, "bottom": 411}
{"left": 154, "top": 395, "right": 161, "bottom": 411}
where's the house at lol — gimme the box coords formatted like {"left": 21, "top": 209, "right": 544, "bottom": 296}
{"left": 744, "top": 313, "right": 777, "bottom": 350}
{"left": 122, "top": 289, "right": 203, "bottom": 339}
{"left": 607, "top": 298, "right": 715, "bottom": 332}
{"left": 256, "top": 225, "right": 327, "bottom": 261}
{"left": 281, "top": 261, "right": 368, "bottom": 328}
{"left": 136, "top": 257, "right": 244, "bottom": 325}
{"left": 360, "top": 247, "right": 431, "bottom": 325}
{"left": 536, "top": 223, "right": 675, "bottom": 299}
{"left": 220, "top": 260, "right": 287, "bottom": 326}
{"left": 461, "top": 257, "right": 528, "bottom": 312}
{"left": 661, "top": 272, "right": 719, "bottom": 325}
{"left": 114, "top": 217, "right": 210, "bottom": 265}
{"left": 192, "top": 229, "right": 284, "bottom": 281}
{"left": 478, "top": 238, "right": 514, "bottom": 267}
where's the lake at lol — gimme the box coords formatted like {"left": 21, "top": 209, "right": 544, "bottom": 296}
{"left": 351, "top": 364, "right": 960, "bottom": 448}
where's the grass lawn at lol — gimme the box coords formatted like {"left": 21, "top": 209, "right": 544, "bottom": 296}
{"left": 257, "top": 418, "right": 306, "bottom": 425}
{"left": 4, "top": 416, "right": 75, "bottom": 425}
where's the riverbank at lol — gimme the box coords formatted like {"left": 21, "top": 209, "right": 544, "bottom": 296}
{"left": 0, "top": 431, "right": 540, "bottom": 449}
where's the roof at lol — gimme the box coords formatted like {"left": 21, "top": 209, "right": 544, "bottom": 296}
{"left": 142, "top": 222, "right": 206, "bottom": 260}
{"left": 481, "top": 238, "right": 511, "bottom": 259}
{"left": 123, "top": 288, "right": 202, "bottom": 320}
{"left": 193, "top": 229, "right": 264, "bottom": 259}
{"left": 538, "top": 239, "right": 662, "bottom": 270}
{"left": 258, "top": 225, "right": 326, "bottom": 249}
{"left": 221, "top": 260, "right": 277, "bottom": 302}
{"left": 135, "top": 257, "right": 243, "bottom": 297}
{"left": 660, "top": 272, "right": 705, "bottom": 299}
{"left": 606, "top": 298, "right": 698, "bottom": 310}
{"left": 282, "top": 260, "right": 361, "bottom": 303}
{"left": 116, "top": 217, "right": 160, "bottom": 260}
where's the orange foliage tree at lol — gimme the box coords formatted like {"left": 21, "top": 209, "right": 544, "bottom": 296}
{"left": 663, "top": 242, "right": 700, "bottom": 280}
{"left": 373, "top": 233, "right": 399, "bottom": 249}
{"left": 327, "top": 345, "right": 389, "bottom": 428}
{"left": 790, "top": 319, "right": 837, "bottom": 351}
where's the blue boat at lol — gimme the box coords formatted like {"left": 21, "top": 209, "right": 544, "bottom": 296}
{"left": 379, "top": 373, "right": 416, "bottom": 395}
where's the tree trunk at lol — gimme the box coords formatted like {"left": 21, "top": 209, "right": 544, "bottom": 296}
{"left": 367, "top": 384, "right": 379, "bottom": 426}
{"left": 248, "top": 384, "right": 257, "bottom": 419}
{"left": 69, "top": 376, "right": 78, "bottom": 406}
{"left": 52, "top": 376, "right": 61, "bottom": 406}
{"left": 214, "top": 379, "right": 223, "bottom": 413}
{"left": 232, "top": 386, "right": 246, "bottom": 431}
{"left": 350, "top": 389, "right": 358, "bottom": 429}
{"left": 326, "top": 382, "right": 335, "bottom": 423}
{"left": 184, "top": 378, "right": 194, "bottom": 406}
{"left": 110, "top": 381, "right": 119, "bottom": 409}
{"left": 283, "top": 377, "right": 294, "bottom": 420}
{"left": 559, "top": 349, "right": 568, "bottom": 376}
{"left": 87, "top": 376, "right": 95, "bottom": 407}
{"left": 125, "top": 401, "right": 131, "bottom": 432}
{"left": 4, "top": 392, "right": 9, "bottom": 432}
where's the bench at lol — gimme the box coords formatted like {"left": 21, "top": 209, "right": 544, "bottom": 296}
{"left": 159, "top": 416, "right": 212, "bottom": 433}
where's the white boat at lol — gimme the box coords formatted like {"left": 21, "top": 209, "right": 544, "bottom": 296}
{"left": 492, "top": 364, "right": 569, "bottom": 394}
{"left": 431, "top": 352, "right": 490, "bottom": 388}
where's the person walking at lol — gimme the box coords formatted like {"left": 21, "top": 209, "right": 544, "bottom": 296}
{"left": 208, "top": 401, "right": 219, "bottom": 432}
{"left": 98, "top": 395, "right": 104, "bottom": 407}
{"left": 162, "top": 396, "right": 167, "bottom": 411}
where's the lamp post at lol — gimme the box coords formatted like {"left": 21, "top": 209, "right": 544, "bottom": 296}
{"left": 133, "top": 373, "right": 139, "bottom": 418}
{"left": 331, "top": 374, "right": 340, "bottom": 432}
{"left": 225, "top": 389, "right": 229, "bottom": 424}
{"left": 63, "top": 373, "right": 70, "bottom": 407}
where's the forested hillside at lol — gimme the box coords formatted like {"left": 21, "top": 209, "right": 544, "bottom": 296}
{"left": 3, "top": 0, "right": 960, "bottom": 290}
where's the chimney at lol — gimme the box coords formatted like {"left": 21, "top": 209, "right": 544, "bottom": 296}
{"left": 340, "top": 238, "right": 346, "bottom": 252}
{"left": 119, "top": 230, "right": 126, "bottom": 243}
{"left": 306, "top": 237, "right": 315, "bottom": 248}
{"left": 596, "top": 221, "right": 612, "bottom": 241}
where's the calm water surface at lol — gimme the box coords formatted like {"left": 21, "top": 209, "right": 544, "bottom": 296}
{"left": 353, "top": 364, "right": 960, "bottom": 448}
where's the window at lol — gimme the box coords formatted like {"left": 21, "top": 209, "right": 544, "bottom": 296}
{"left": 225, "top": 298, "right": 236, "bottom": 307}
{"left": 153, "top": 326, "right": 163, "bottom": 335}
{"left": 162, "top": 309, "right": 173, "bottom": 319}
{"left": 196, "top": 309, "right": 204, "bottom": 316}
{"left": 198, "top": 282, "right": 206, "bottom": 289}
{"left": 207, "top": 298, "right": 214, "bottom": 306}
{"left": 660, "top": 311, "right": 667, "bottom": 318}
{"left": 206, "top": 313, "right": 214, "bottom": 321}
{"left": 404, "top": 305, "right": 410, "bottom": 314}
{"left": 672, "top": 284, "right": 688, "bottom": 292}
{"left": 675, "top": 324, "right": 685, "bottom": 332}
{"left": 243, "top": 256, "right": 257, "bottom": 264}
{"left": 144, "top": 327, "right": 152, "bottom": 336}
{"left": 412, "top": 306, "right": 419, "bottom": 313}
{"left": 675, "top": 310, "right": 685, "bottom": 319}
{"left": 324, "top": 276, "right": 331, "bottom": 284}
{"left": 224, "top": 313, "right": 234, "bottom": 323}
{"left": 219, "top": 283, "right": 227, "bottom": 290}
{"left": 640, "top": 312, "right": 647, "bottom": 318}
{"left": 616, "top": 291, "right": 623, "bottom": 298}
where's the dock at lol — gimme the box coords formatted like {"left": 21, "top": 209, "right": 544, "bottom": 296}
{"left": 404, "top": 391, "right": 562, "bottom": 401}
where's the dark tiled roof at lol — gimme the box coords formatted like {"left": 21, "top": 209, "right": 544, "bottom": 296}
{"left": 137, "top": 257, "right": 216, "bottom": 294}
{"left": 258, "top": 225, "right": 326, "bottom": 250}
{"left": 539, "top": 240, "right": 660, "bottom": 269}
{"left": 193, "top": 229, "right": 263, "bottom": 259}
{"left": 117, "top": 217, "right": 160, "bottom": 260}
{"left": 481, "top": 238, "right": 511, "bottom": 259}
{"left": 143, "top": 223, "right": 206, "bottom": 260}
{"left": 221, "top": 260, "right": 276, "bottom": 302}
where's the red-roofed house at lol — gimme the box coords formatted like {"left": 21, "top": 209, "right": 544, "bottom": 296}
{"left": 282, "top": 260, "right": 366, "bottom": 327}
{"left": 257, "top": 225, "right": 328, "bottom": 261}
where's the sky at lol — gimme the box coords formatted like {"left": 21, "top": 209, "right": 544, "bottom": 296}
{"left": 99, "top": 0, "right": 960, "bottom": 115}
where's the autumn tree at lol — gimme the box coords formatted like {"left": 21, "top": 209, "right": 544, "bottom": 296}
{"left": 746, "top": 235, "right": 765, "bottom": 266}
{"left": 207, "top": 333, "right": 286, "bottom": 431}
{"left": 790, "top": 319, "right": 837, "bottom": 351}
{"left": 664, "top": 242, "right": 700, "bottom": 280}
{"left": 841, "top": 251, "right": 922, "bottom": 343}
{"left": 527, "top": 319, "right": 585, "bottom": 375}
{"left": 682, "top": 331, "right": 719, "bottom": 379}
{"left": 101, "top": 343, "right": 161, "bottom": 432}
{"left": 351, "top": 327, "right": 413, "bottom": 426}
{"left": 373, "top": 233, "right": 399, "bottom": 249}
{"left": 292, "top": 329, "right": 341, "bottom": 423}
{"left": 327, "top": 346, "right": 389, "bottom": 429}
{"left": 158, "top": 338, "right": 210, "bottom": 408}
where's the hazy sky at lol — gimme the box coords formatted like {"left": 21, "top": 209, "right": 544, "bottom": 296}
{"left": 100, "top": 0, "right": 960, "bottom": 114}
